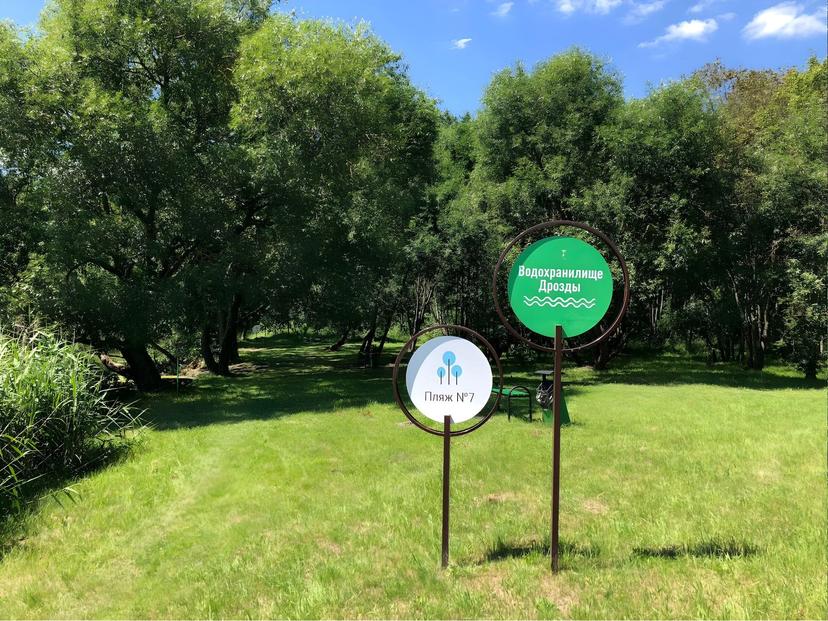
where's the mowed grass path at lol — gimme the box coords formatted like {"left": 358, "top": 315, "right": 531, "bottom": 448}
{"left": 0, "top": 335, "right": 824, "bottom": 619}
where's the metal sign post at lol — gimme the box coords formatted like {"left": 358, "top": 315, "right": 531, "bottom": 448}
{"left": 492, "top": 220, "right": 629, "bottom": 572}
{"left": 392, "top": 324, "right": 503, "bottom": 568}
{"left": 551, "top": 324, "right": 562, "bottom": 571}
{"left": 441, "top": 414, "right": 451, "bottom": 567}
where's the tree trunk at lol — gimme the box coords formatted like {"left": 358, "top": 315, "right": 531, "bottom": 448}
{"left": 328, "top": 328, "right": 350, "bottom": 351}
{"left": 716, "top": 333, "right": 729, "bottom": 362}
{"left": 738, "top": 332, "right": 745, "bottom": 363}
{"left": 359, "top": 326, "right": 376, "bottom": 367}
{"left": 150, "top": 341, "right": 179, "bottom": 367}
{"left": 744, "top": 317, "right": 766, "bottom": 370}
{"left": 804, "top": 359, "right": 817, "bottom": 380}
{"left": 756, "top": 303, "right": 768, "bottom": 370}
{"left": 119, "top": 343, "right": 162, "bottom": 391}
{"left": 745, "top": 323, "right": 755, "bottom": 369}
{"left": 359, "top": 326, "right": 376, "bottom": 356}
{"left": 227, "top": 330, "right": 241, "bottom": 364}
{"left": 201, "top": 324, "right": 221, "bottom": 374}
{"left": 99, "top": 353, "right": 133, "bottom": 378}
{"left": 409, "top": 280, "right": 433, "bottom": 340}
{"left": 410, "top": 311, "right": 426, "bottom": 350}
{"left": 591, "top": 323, "right": 625, "bottom": 370}
{"left": 360, "top": 308, "right": 378, "bottom": 355}
{"left": 703, "top": 334, "right": 717, "bottom": 365}
{"left": 592, "top": 340, "right": 611, "bottom": 370}
{"left": 217, "top": 295, "right": 241, "bottom": 375}
{"left": 375, "top": 316, "right": 393, "bottom": 357}
{"left": 753, "top": 338, "right": 765, "bottom": 369}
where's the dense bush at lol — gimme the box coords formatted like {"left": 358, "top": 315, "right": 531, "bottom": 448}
{"left": 0, "top": 328, "right": 141, "bottom": 511}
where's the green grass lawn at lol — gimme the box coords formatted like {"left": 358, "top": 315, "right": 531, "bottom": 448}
{"left": 0, "top": 334, "right": 824, "bottom": 619}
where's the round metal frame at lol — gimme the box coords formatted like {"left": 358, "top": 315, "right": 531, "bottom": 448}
{"left": 392, "top": 324, "right": 504, "bottom": 437}
{"left": 491, "top": 220, "right": 630, "bottom": 354}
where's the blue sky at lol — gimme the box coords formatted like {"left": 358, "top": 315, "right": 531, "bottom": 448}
{"left": 2, "top": 0, "right": 825, "bottom": 115}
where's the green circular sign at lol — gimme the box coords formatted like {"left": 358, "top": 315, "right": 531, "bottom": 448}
{"left": 507, "top": 236, "right": 613, "bottom": 338}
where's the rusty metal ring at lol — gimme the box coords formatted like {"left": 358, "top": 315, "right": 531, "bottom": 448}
{"left": 391, "top": 324, "right": 504, "bottom": 437}
{"left": 491, "top": 220, "right": 630, "bottom": 354}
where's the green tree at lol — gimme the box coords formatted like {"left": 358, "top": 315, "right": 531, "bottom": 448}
{"left": 0, "top": 23, "right": 43, "bottom": 315}
{"left": 427, "top": 50, "right": 623, "bottom": 354}
{"left": 759, "top": 59, "right": 827, "bottom": 378}
{"left": 476, "top": 48, "right": 623, "bottom": 229}
{"left": 16, "top": 0, "right": 266, "bottom": 388}
{"left": 231, "top": 17, "right": 438, "bottom": 361}
{"left": 589, "top": 79, "right": 731, "bottom": 358}
{"left": 698, "top": 59, "right": 827, "bottom": 371}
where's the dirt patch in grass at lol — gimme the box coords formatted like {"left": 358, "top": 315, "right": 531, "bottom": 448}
{"left": 582, "top": 498, "right": 609, "bottom": 515}
{"left": 470, "top": 566, "right": 579, "bottom": 617}
{"left": 539, "top": 573, "right": 581, "bottom": 616}
{"left": 474, "top": 567, "right": 522, "bottom": 611}
{"left": 755, "top": 465, "right": 781, "bottom": 483}
{"left": 477, "top": 492, "right": 521, "bottom": 505}
{"left": 228, "top": 362, "right": 270, "bottom": 375}
{"left": 318, "top": 539, "right": 343, "bottom": 556}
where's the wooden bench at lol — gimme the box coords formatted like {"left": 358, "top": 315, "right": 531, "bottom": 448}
{"left": 492, "top": 385, "right": 533, "bottom": 421}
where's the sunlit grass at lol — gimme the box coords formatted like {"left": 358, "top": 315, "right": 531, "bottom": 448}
{"left": 0, "top": 334, "right": 823, "bottom": 618}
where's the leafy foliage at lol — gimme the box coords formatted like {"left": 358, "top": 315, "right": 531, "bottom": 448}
{"left": 0, "top": 6, "right": 823, "bottom": 382}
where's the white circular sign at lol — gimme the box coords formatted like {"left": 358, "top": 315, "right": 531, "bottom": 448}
{"left": 405, "top": 336, "right": 494, "bottom": 423}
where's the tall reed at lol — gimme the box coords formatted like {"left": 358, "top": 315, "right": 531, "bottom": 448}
{"left": 0, "top": 327, "right": 141, "bottom": 511}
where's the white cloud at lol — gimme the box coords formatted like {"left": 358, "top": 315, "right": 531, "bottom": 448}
{"left": 743, "top": 2, "right": 826, "bottom": 40}
{"left": 689, "top": 0, "right": 726, "bottom": 14}
{"left": 557, "top": 0, "right": 578, "bottom": 13}
{"left": 639, "top": 18, "right": 718, "bottom": 46}
{"left": 624, "top": 0, "right": 667, "bottom": 23}
{"left": 594, "top": 0, "right": 623, "bottom": 12}
{"left": 452, "top": 37, "right": 473, "bottom": 49}
{"left": 491, "top": 2, "right": 514, "bottom": 17}
{"left": 555, "top": 0, "right": 623, "bottom": 15}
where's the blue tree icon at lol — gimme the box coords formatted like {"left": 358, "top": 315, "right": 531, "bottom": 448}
{"left": 437, "top": 366, "right": 446, "bottom": 384}
{"left": 451, "top": 365, "right": 463, "bottom": 385}
{"left": 442, "top": 351, "right": 456, "bottom": 384}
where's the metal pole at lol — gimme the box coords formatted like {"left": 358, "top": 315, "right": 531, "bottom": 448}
{"left": 551, "top": 325, "right": 562, "bottom": 572}
{"left": 442, "top": 415, "right": 451, "bottom": 568}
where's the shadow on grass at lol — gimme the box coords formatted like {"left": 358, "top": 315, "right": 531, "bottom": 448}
{"left": 143, "top": 334, "right": 395, "bottom": 430}
{"left": 143, "top": 333, "right": 820, "bottom": 431}
{"left": 478, "top": 537, "right": 758, "bottom": 568}
{"left": 144, "top": 333, "right": 583, "bottom": 431}
{"left": 145, "top": 373, "right": 391, "bottom": 430}
{"left": 559, "top": 351, "right": 823, "bottom": 391}
{"left": 0, "top": 439, "right": 139, "bottom": 558}
{"left": 632, "top": 540, "right": 760, "bottom": 559}
{"left": 482, "top": 538, "right": 600, "bottom": 563}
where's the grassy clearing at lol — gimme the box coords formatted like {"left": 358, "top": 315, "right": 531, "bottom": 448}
{"left": 0, "top": 334, "right": 824, "bottom": 619}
